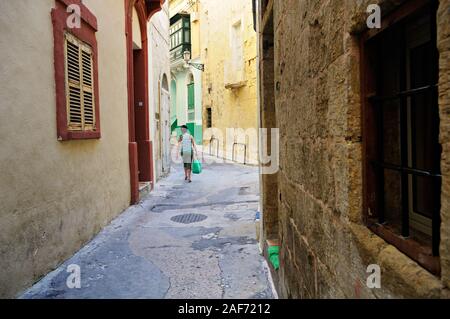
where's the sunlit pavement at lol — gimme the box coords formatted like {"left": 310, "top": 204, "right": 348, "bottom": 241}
{"left": 21, "top": 154, "right": 274, "bottom": 299}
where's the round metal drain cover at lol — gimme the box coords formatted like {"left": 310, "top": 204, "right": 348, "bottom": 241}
{"left": 171, "top": 213, "right": 207, "bottom": 224}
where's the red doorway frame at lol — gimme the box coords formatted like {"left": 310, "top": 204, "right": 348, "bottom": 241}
{"left": 125, "top": 0, "right": 164, "bottom": 204}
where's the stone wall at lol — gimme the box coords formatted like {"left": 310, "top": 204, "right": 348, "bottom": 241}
{"left": 259, "top": 0, "right": 449, "bottom": 298}
{"left": 437, "top": 0, "right": 450, "bottom": 290}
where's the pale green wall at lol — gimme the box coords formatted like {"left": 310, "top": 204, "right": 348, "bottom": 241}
{"left": 171, "top": 66, "right": 203, "bottom": 144}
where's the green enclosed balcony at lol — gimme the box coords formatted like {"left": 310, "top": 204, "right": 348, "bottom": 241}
{"left": 170, "top": 14, "right": 191, "bottom": 63}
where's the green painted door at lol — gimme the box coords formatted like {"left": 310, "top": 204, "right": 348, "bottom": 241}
{"left": 187, "top": 83, "right": 195, "bottom": 139}
{"left": 187, "top": 83, "right": 195, "bottom": 110}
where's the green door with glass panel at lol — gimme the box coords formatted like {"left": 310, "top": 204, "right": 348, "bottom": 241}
{"left": 187, "top": 82, "right": 195, "bottom": 123}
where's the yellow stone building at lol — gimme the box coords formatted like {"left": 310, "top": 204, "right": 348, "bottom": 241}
{"left": 199, "top": 0, "right": 258, "bottom": 164}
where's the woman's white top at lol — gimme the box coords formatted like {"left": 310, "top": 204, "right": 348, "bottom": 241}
{"left": 181, "top": 133, "right": 192, "bottom": 153}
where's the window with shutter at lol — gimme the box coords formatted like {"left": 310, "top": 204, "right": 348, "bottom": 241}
{"left": 52, "top": 0, "right": 99, "bottom": 141}
{"left": 65, "top": 33, "right": 96, "bottom": 132}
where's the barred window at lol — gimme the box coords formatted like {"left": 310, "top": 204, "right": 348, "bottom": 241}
{"left": 361, "top": 0, "right": 441, "bottom": 275}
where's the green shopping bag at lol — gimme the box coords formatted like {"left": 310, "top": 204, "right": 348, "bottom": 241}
{"left": 268, "top": 246, "right": 280, "bottom": 270}
{"left": 192, "top": 160, "right": 202, "bottom": 174}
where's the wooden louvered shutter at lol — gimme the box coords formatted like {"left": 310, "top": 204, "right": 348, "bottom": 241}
{"left": 65, "top": 34, "right": 82, "bottom": 130}
{"left": 81, "top": 43, "right": 95, "bottom": 130}
{"left": 64, "top": 33, "right": 95, "bottom": 131}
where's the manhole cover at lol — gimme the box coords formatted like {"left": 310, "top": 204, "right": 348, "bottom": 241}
{"left": 171, "top": 214, "right": 207, "bottom": 224}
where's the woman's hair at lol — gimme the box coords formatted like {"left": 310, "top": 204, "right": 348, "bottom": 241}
{"left": 180, "top": 125, "right": 188, "bottom": 129}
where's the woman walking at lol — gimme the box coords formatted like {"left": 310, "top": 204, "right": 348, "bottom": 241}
{"left": 177, "top": 125, "right": 198, "bottom": 183}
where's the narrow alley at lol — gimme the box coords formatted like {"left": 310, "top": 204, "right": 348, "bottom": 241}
{"left": 1, "top": 0, "right": 449, "bottom": 304}
{"left": 20, "top": 155, "right": 274, "bottom": 299}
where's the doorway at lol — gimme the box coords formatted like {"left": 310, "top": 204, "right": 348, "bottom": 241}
{"left": 260, "top": 5, "right": 278, "bottom": 242}
{"left": 134, "top": 48, "right": 152, "bottom": 182}
{"left": 187, "top": 73, "right": 195, "bottom": 140}
{"left": 126, "top": 2, "right": 154, "bottom": 204}
{"left": 155, "top": 74, "right": 170, "bottom": 178}
{"left": 159, "top": 74, "right": 170, "bottom": 174}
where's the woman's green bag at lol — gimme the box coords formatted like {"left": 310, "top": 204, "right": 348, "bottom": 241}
{"left": 192, "top": 160, "right": 202, "bottom": 174}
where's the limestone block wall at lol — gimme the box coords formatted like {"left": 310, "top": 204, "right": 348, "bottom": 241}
{"left": 437, "top": 0, "right": 450, "bottom": 290}
{"left": 261, "top": 0, "right": 450, "bottom": 298}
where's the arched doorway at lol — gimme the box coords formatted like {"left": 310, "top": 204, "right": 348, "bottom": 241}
{"left": 156, "top": 73, "right": 170, "bottom": 176}
{"left": 161, "top": 74, "right": 170, "bottom": 173}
